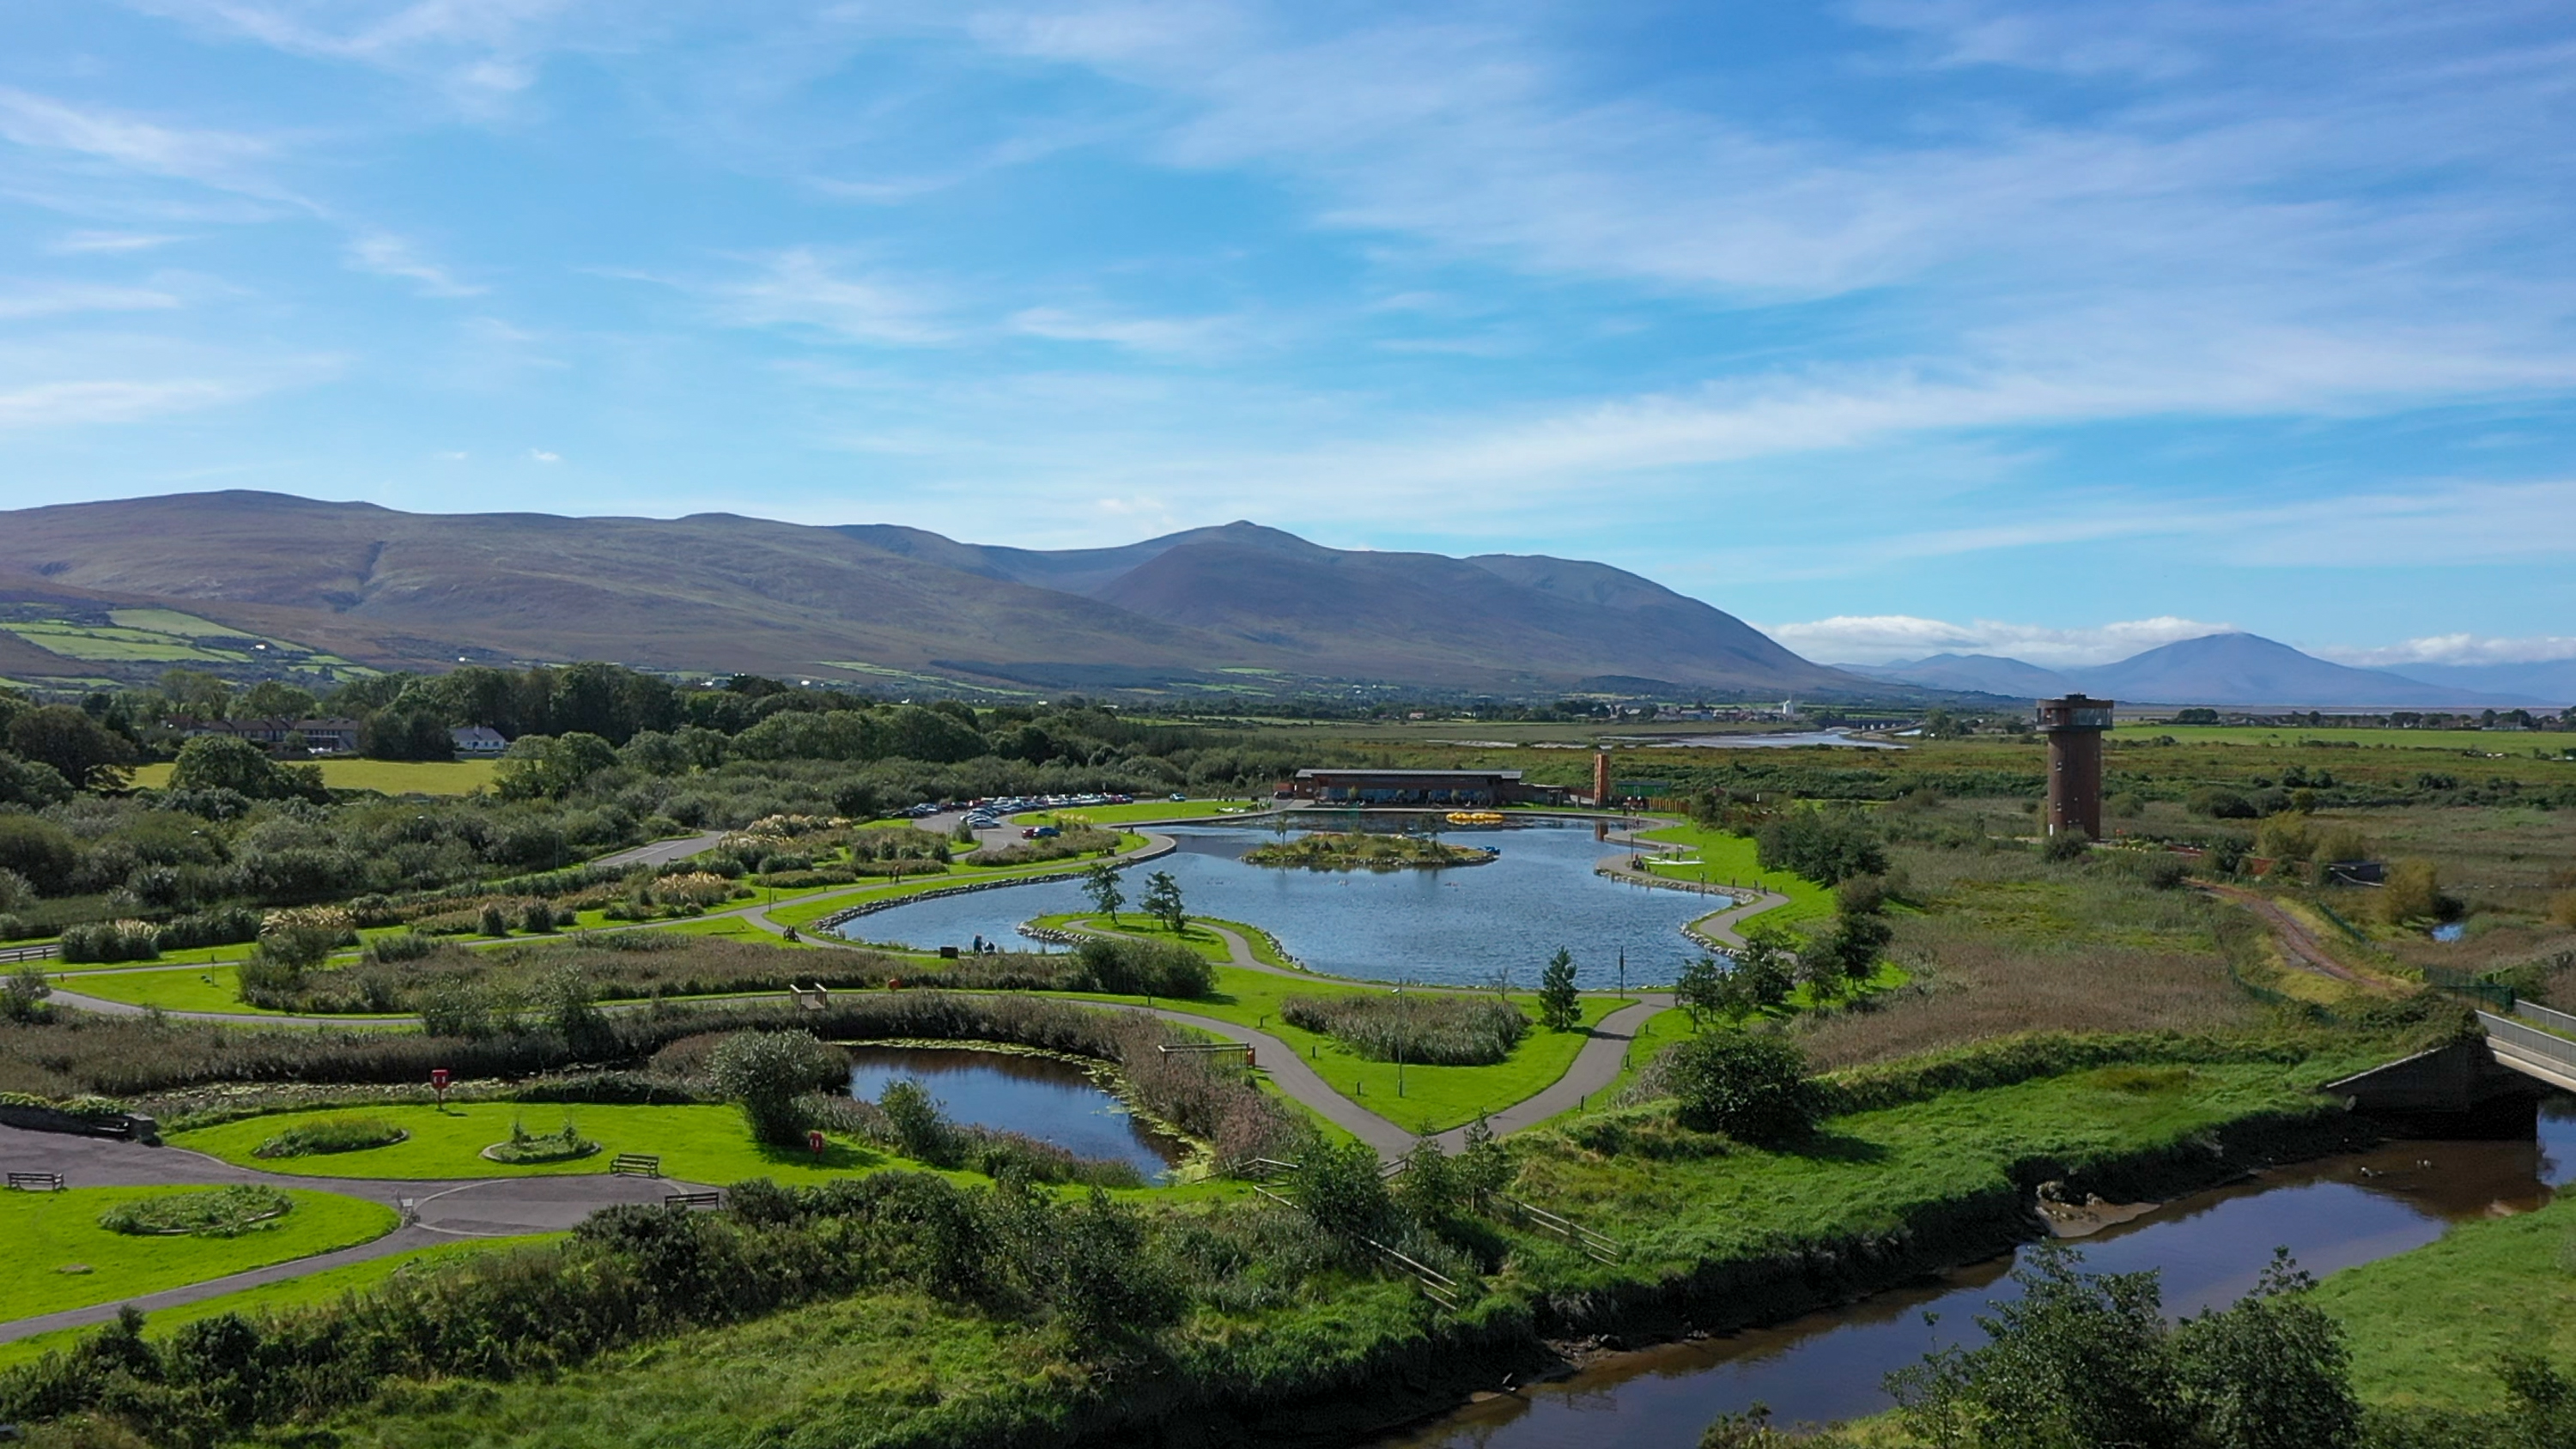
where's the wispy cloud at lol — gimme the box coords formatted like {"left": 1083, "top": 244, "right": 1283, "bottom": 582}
{"left": 125, "top": 0, "right": 586, "bottom": 116}
{"left": 47, "top": 230, "right": 186, "bottom": 254}
{"left": 0, "top": 378, "right": 246, "bottom": 428}
{"left": 0, "top": 282, "right": 184, "bottom": 320}
{"left": 701, "top": 248, "right": 952, "bottom": 345}
{"left": 0, "top": 86, "right": 279, "bottom": 194}
{"left": 1009, "top": 306, "right": 1236, "bottom": 357}
{"left": 345, "top": 232, "right": 484, "bottom": 297}
{"left": 2324, "top": 633, "right": 2576, "bottom": 668}
{"left": 1761, "top": 614, "right": 2237, "bottom": 667}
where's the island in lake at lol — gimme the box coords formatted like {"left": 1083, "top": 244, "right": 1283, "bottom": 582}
{"left": 1240, "top": 831, "right": 1498, "bottom": 871}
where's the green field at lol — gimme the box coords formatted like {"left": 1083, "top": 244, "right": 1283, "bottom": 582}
{"left": 2312, "top": 1186, "right": 2576, "bottom": 1412}
{"left": 130, "top": 758, "right": 501, "bottom": 794}
{"left": 50, "top": 964, "right": 257, "bottom": 1013}
{"left": 171, "top": 1102, "right": 928, "bottom": 1185}
{"left": 1, "top": 1185, "right": 398, "bottom": 1322}
{"left": 0, "top": 1234, "right": 555, "bottom": 1371}
{"left": 2129, "top": 724, "right": 2572, "bottom": 755}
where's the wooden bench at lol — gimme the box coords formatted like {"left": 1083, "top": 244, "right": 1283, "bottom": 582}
{"left": 664, "top": 1190, "right": 723, "bottom": 1210}
{"left": 610, "top": 1154, "right": 661, "bottom": 1177}
{"left": 7, "top": 1172, "right": 64, "bottom": 1191}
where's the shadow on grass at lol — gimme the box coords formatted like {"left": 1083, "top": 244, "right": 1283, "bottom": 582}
{"left": 1787, "top": 1131, "right": 1893, "bottom": 1165}
{"left": 751, "top": 1140, "right": 887, "bottom": 1172}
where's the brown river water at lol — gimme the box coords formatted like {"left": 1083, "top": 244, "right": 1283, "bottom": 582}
{"left": 1368, "top": 1097, "right": 2576, "bottom": 1446}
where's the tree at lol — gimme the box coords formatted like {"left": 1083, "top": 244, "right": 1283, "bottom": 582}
{"left": 1054, "top": 1188, "right": 1183, "bottom": 1343}
{"left": 1675, "top": 955, "right": 1728, "bottom": 1030}
{"left": 8, "top": 704, "right": 137, "bottom": 788}
{"left": 1731, "top": 923, "right": 1798, "bottom": 1017}
{"left": 1539, "top": 947, "right": 1581, "bottom": 1031}
{"left": 361, "top": 707, "right": 454, "bottom": 761}
{"left": 1754, "top": 809, "right": 1887, "bottom": 885}
{"left": 1455, "top": 1116, "right": 1513, "bottom": 1210}
{"left": 1289, "top": 1138, "right": 1393, "bottom": 1245}
{"left": 1140, "top": 869, "right": 1187, "bottom": 933}
{"left": 709, "top": 1030, "right": 845, "bottom": 1145}
{"left": 236, "top": 680, "right": 318, "bottom": 719}
{"left": 1668, "top": 1031, "right": 1819, "bottom": 1143}
{"left": 2381, "top": 858, "right": 2445, "bottom": 925}
{"left": 1818, "top": 912, "right": 1893, "bottom": 989}
{"left": 1393, "top": 1137, "right": 1459, "bottom": 1222}
{"left": 1082, "top": 862, "right": 1127, "bottom": 923}
{"left": 158, "top": 668, "right": 233, "bottom": 719}
{"left": 0, "top": 752, "right": 73, "bottom": 809}
{"left": 2171, "top": 1252, "right": 2360, "bottom": 1449}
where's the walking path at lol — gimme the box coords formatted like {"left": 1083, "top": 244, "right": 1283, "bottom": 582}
{"left": 2194, "top": 881, "right": 2375, "bottom": 985}
{"left": 0, "top": 1123, "right": 693, "bottom": 1345}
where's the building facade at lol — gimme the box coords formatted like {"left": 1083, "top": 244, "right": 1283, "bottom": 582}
{"left": 1285, "top": 768, "right": 1561, "bottom": 806}
{"left": 2036, "top": 694, "right": 2115, "bottom": 838}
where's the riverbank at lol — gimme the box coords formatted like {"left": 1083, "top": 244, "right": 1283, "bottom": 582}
{"left": 221, "top": 1030, "right": 2408, "bottom": 1449}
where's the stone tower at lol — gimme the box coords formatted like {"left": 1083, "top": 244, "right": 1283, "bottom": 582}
{"left": 2036, "top": 694, "right": 2115, "bottom": 838}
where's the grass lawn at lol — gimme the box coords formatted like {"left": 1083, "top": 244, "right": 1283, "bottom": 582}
{"left": 0, "top": 1234, "right": 556, "bottom": 1371}
{"left": 1024, "top": 912, "right": 1303, "bottom": 968}
{"left": 129, "top": 759, "right": 501, "bottom": 794}
{"left": 1631, "top": 822, "right": 1837, "bottom": 926}
{"left": 170, "top": 1102, "right": 931, "bottom": 1185}
{"left": 0, "top": 1185, "right": 398, "bottom": 1323}
{"left": 763, "top": 846, "right": 1154, "bottom": 932}
{"left": 1599, "top": 1005, "right": 1693, "bottom": 1105}
{"left": 1035, "top": 963, "right": 1635, "bottom": 1137}
{"left": 2311, "top": 1189, "right": 2576, "bottom": 1412}
{"left": 49, "top": 963, "right": 257, "bottom": 1013}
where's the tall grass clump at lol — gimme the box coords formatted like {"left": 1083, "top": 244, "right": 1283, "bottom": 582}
{"left": 1281, "top": 992, "right": 1530, "bottom": 1065}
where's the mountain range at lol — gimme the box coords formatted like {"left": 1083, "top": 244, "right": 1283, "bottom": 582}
{"left": 1844, "top": 633, "right": 2565, "bottom": 708}
{"left": 0, "top": 492, "right": 1852, "bottom": 699}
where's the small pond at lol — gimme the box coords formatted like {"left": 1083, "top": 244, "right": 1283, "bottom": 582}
{"left": 1365, "top": 1096, "right": 2576, "bottom": 1446}
{"left": 839, "top": 817, "right": 1735, "bottom": 988}
{"left": 845, "top": 1044, "right": 1185, "bottom": 1179}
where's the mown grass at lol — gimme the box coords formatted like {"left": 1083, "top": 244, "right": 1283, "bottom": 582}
{"left": 2312, "top": 1187, "right": 2576, "bottom": 1412}
{"left": 1024, "top": 799, "right": 1267, "bottom": 826}
{"left": 1630, "top": 822, "right": 1837, "bottom": 926}
{"left": 0, "top": 1235, "right": 556, "bottom": 1372}
{"left": 0, "top": 1185, "right": 396, "bottom": 1322}
{"left": 128, "top": 759, "right": 501, "bottom": 794}
{"left": 169, "top": 1102, "right": 908, "bottom": 1184}
{"left": 48, "top": 964, "right": 253, "bottom": 1013}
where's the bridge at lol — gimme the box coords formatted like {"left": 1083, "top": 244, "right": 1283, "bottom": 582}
{"left": 2326, "top": 1002, "right": 2576, "bottom": 1123}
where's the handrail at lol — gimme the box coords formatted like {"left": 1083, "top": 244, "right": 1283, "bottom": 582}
{"left": 2515, "top": 1001, "right": 2576, "bottom": 1040}
{"left": 2482, "top": 1012, "right": 2576, "bottom": 1065}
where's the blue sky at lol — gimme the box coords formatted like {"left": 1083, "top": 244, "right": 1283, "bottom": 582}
{"left": 3, "top": 0, "right": 2573, "bottom": 669}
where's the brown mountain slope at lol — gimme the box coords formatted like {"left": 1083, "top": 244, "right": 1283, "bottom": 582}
{"left": 0, "top": 492, "right": 1868, "bottom": 695}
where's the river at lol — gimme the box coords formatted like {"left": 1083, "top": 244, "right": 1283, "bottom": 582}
{"left": 1369, "top": 1096, "right": 2576, "bottom": 1445}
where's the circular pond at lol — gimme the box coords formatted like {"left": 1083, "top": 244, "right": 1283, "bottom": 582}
{"left": 838, "top": 817, "right": 1733, "bottom": 987}
{"left": 846, "top": 1044, "right": 1185, "bottom": 1179}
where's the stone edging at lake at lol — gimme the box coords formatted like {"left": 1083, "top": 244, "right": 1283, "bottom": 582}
{"left": 811, "top": 836, "right": 1177, "bottom": 935}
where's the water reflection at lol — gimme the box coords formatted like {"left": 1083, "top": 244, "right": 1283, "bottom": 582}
{"left": 841, "top": 818, "right": 1733, "bottom": 988}
{"left": 844, "top": 1044, "right": 1183, "bottom": 1179}
{"left": 1370, "top": 1098, "right": 2576, "bottom": 1446}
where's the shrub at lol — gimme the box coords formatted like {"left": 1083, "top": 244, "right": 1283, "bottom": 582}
{"left": 1666, "top": 1031, "right": 1820, "bottom": 1143}
{"left": 2381, "top": 858, "right": 2445, "bottom": 925}
{"left": 1071, "top": 936, "right": 1217, "bottom": 998}
{"left": 708, "top": 1029, "right": 844, "bottom": 1144}
{"left": 258, "top": 907, "right": 355, "bottom": 969}
{"left": 2039, "top": 830, "right": 2091, "bottom": 864}
{"left": 97, "top": 1185, "right": 292, "bottom": 1238}
{"left": 155, "top": 906, "right": 262, "bottom": 951}
{"left": 484, "top": 1115, "right": 596, "bottom": 1163}
{"left": 0, "top": 914, "right": 27, "bottom": 944}
{"left": 253, "top": 1115, "right": 406, "bottom": 1158}
{"left": 3, "top": 963, "right": 51, "bottom": 1024}
{"left": 57, "top": 920, "right": 161, "bottom": 965}
{"left": 0, "top": 867, "right": 29, "bottom": 914}
{"left": 361, "top": 931, "right": 439, "bottom": 964}
{"left": 877, "top": 1078, "right": 955, "bottom": 1166}
{"left": 1280, "top": 992, "right": 1529, "bottom": 1065}
{"left": 1835, "top": 875, "right": 1888, "bottom": 916}
{"left": 2187, "top": 787, "right": 2258, "bottom": 820}
{"left": 479, "top": 903, "right": 510, "bottom": 937}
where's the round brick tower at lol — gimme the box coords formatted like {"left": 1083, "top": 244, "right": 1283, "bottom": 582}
{"left": 2036, "top": 694, "right": 2115, "bottom": 838}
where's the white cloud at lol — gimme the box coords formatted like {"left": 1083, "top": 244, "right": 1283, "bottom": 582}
{"left": 0, "top": 282, "right": 183, "bottom": 320}
{"left": 126, "top": 0, "right": 585, "bottom": 116}
{"left": 2324, "top": 634, "right": 2576, "bottom": 668}
{"left": 705, "top": 248, "right": 951, "bottom": 345}
{"left": 528, "top": 447, "right": 560, "bottom": 462}
{"left": 47, "top": 231, "right": 185, "bottom": 253}
{"left": 0, "top": 378, "right": 246, "bottom": 428}
{"left": 1009, "top": 306, "right": 1235, "bottom": 356}
{"left": 0, "top": 86, "right": 276, "bottom": 191}
{"left": 433, "top": 449, "right": 469, "bottom": 460}
{"left": 1761, "top": 614, "right": 2234, "bottom": 667}
{"left": 345, "top": 232, "right": 484, "bottom": 297}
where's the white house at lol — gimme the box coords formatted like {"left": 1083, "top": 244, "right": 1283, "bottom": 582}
{"left": 450, "top": 725, "right": 509, "bottom": 756}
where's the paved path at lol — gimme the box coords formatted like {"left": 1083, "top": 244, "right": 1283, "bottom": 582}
{"left": 0, "top": 1124, "right": 696, "bottom": 1344}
